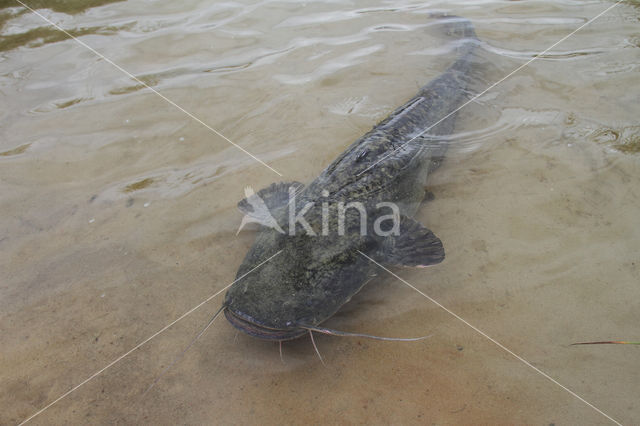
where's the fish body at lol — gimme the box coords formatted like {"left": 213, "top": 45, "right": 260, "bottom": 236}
{"left": 224, "top": 16, "right": 478, "bottom": 340}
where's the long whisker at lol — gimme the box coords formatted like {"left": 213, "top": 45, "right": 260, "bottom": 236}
{"left": 279, "top": 341, "right": 284, "bottom": 364}
{"left": 302, "top": 325, "right": 432, "bottom": 342}
{"left": 143, "top": 306, "right": 226, "bottom": 395}
{"left": 309, "top": 331, "right": 325, "bottom": 366}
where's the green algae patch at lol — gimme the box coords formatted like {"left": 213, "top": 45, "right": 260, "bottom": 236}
{"left": 109, "top": 84, "right": 146, "bottom": 96}
{"left": 612, "top": 135, "right": 640, "bottom": 154}
{"left": 0, "top": 0, "right": 124, "bottom": 15}
{"left": 55, "top": 98, "right": 84, "bottom": 109}
{"left": 0, "top": 143, "right": 30, "bottom": 157}
{"left": 109, "top": 76, "right": 159, "bottom": 96}
{"left": 124, "top": 178, "right": 154, "bottom": 193}
{"left": 0, "top": 25, "right": 123, "bottom": 52}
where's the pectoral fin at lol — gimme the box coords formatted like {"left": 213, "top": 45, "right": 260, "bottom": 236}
{"left": 377, "top": 215, "right": 444, "bottom": 267}
{"left": 237, "top": 181, "right": 304, "bottom": 215}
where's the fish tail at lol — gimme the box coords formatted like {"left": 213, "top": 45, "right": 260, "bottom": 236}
{"left": 429, "top": 13, "right": 478, "bottom": 57}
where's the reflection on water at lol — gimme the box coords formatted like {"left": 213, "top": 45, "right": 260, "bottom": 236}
{"left": 1, "top": 0, "right": 639, "bottom": 424}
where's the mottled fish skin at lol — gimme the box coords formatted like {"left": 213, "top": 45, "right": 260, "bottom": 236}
{"left": 225, "top": 16, "right": 478, "bottom": 340}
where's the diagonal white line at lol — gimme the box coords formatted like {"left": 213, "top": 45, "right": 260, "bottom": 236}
{"left": 356, "top": 0, "right": 625, "bottom": 177}
{"left": 357, "top": 250, "right": 621, "bottom": 425}
{"left": 18, "top": 250, "right": 283, "bottom": 425}
{"left": 14, "top": 0, "right": 283, "bottom": 177}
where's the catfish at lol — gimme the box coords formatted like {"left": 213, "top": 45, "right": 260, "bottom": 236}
{"left": 224, "top": 15, "right": 479, "bottom": 342}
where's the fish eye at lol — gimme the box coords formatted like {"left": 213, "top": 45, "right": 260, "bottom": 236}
{"left": 355, "top": 149, "right": 368, "bottom": 161}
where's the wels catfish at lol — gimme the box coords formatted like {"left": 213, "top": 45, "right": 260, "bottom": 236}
{"left": 224, "top": 15, "right": 479, "bottom": 343}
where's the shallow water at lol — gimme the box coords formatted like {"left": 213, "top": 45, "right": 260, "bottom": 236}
{"left": 1, "top": 0, "right": 639, "bottom": 424}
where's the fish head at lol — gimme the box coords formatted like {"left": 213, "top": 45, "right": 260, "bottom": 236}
{"left": 224, "top": 230, "right": 371, "bottom": 341}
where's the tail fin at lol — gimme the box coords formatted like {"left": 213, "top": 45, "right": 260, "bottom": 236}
{"left": 430, "top": 13, "right": 478, "bottom": 42}
{"left": 430, "top": 13, "right": 478, "bottom": 64}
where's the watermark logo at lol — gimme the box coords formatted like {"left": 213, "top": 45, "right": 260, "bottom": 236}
{"left": 237, "top": 186, "right": 400, "bottom": 237}
{"left": 236, "top": 186, "right": 286, "bottom": 234}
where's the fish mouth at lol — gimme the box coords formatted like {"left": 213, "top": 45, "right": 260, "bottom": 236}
{"left": 224, "top": 308, "right": 307, "bottom": 341}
